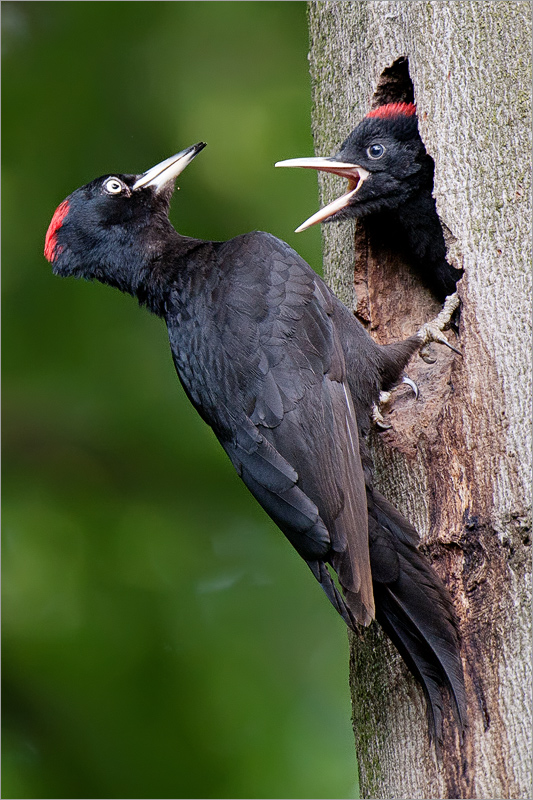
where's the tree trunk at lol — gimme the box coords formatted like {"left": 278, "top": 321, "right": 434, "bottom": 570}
{"left": 307, "top": 2, "right": 532, "bottom": 798}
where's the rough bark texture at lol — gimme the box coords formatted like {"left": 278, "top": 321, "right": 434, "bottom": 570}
{"left": 307, "top": 2, "right": 532, "bottom": 799}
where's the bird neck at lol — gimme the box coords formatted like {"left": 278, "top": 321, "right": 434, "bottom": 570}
{"left": 133, "top": 230, "right": 216, "bottom": 317}
{"left": 73, "top": 211, "right": 211, "bottom": 317}
{"left": 395, "top": 190, "right": 447, "bottom": 269}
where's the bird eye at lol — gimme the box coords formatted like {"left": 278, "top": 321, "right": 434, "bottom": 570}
{"left": 367, "top": 143, "right": 386, "bottom": 160}
{"left": 103, "top": 178, "right": 124, "bottom": 195}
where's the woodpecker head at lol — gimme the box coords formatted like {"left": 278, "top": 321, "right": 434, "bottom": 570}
{"left": 44, "top": 143, "right": 206, "bottom": 287}
{"left": 276, "top": 103, "right": 432, "bottom": 232}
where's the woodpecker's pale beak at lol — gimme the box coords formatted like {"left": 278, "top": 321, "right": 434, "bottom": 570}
{"left": 275, "top": 156, "right": 370, "bottom": 232}
{"left": 133, "top": 142, "right": 207, "bottom": 192}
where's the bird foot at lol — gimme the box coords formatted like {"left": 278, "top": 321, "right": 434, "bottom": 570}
{"left": 417, "top": 292, "right": 462, "bottom": 364}
{"left": 372, "top": 377, "right": 419, "bottom": 430}
{"left": 372, "top": 392, "right": 392, "bottom": 430}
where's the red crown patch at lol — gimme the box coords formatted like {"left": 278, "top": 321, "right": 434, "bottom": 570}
{"left": 366, "top": 102, "right": 417, "bottom": 119}
{"left": 44, "top": 199, "right": 70, "bottom": 263}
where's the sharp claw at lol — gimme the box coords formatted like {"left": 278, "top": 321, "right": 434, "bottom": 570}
{"left": 417, "top": 292, "right": 462, "bottom": 359}
{"left": 372, "top": 380, "right": 419, "bottom": 430}
{"left": 372, "top": 372, "right": 422, "bottom": 430}
{"left": 419, "top": 345, "right": 437, "bottom": 364}
{"left": 402, "top": 376, "right": 419, "bottom": 399}
{"left": 376, "top": 420, "right": 393, "bottom": 431}
{"left": 443, "top": 340, "right": 462, "bottom": 357}
{"left": 421, "top": 326, "right": 463, "bottom": 356}
{"left": 372, "top": 402, "right": 392, "bottom": 430}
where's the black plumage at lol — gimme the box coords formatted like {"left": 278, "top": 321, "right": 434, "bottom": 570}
{"left": 45, "top": 144, "right": 466, "bottom": 741}
{"left": 276, "top": 102, "right": 463, "bottom": 301}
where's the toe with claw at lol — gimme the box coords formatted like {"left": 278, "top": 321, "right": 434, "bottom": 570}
{"left": 402, "top": 376, "right": 419, "bottom": 400}
{"left": 372, "top": 391, "right": 393, "bottom": 430}
{"left": 372, "top": 377, "right": 419, "bottom": 430}
{"left": 417, "top": 292, "right": 462, "bottom": 363}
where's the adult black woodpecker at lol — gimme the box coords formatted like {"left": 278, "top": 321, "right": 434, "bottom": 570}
{"left": 276, "top": 102, "right": 463, "bottom": 302}
{"left": 45, "top": 143, "right": 466, "bottom": 742}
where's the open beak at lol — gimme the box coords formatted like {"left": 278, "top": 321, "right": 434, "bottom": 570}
{"left": 275, "top": 157, "right": 369, "bottom": 232}
{"left": 133, "top": 142, "right": 207, "bottom": 192}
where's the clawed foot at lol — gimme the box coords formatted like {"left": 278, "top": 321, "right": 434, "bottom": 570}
{"left": 417, "top": 292, "right": 462, "bottom": 364}
{"left": 372, "top": 294, "right": 461, "bottom": 429}
{"left": 372, "top": 377, "right": 419, "bottom": 430}
{"left": 372, "top": 391, "right": 392, "bottom": 430}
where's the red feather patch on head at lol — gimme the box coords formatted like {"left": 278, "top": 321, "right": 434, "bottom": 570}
{"left": 366, "top": 102, "right": 417, "bottom": 119}
{"left": 44, "top": 199, "right": 70, "bottom": 262}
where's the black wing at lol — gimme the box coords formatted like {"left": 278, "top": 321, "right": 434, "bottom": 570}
{"left": 167, "top": 231, "right": 374, "bottom": 625}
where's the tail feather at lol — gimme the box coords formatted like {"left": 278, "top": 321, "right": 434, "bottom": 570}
{"left": 308, "top": 488, "right": 466, "bottom": 743}
{"left": 374, "top": 578, "right": 465, "bottom": 741}
{"left": 368, "top": 491, "right": 466, "bottom": 742}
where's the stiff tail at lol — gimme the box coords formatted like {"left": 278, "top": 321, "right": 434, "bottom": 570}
{"left": 368, "top": 490, "right": 467, "bottom": 743}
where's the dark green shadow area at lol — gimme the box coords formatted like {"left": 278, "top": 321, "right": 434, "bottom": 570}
{"left": 2, "top": 3, "right": 358, "bottom": 798}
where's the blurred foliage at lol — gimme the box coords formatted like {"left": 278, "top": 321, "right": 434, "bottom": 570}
{"left": 2, "top": 3, "right": 358, "bottom": 798}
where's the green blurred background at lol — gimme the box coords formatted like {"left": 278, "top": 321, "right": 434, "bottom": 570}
{"left": 2, "top": 3, "right": 358, "bottom": 798}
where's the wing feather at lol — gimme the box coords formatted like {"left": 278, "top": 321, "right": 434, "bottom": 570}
{"left": 167, "top": 232, "right": 374, "bottom": 624}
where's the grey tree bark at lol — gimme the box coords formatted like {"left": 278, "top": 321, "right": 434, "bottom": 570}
{"left": 307, "top": 2, "right": 532, "bottom": 799}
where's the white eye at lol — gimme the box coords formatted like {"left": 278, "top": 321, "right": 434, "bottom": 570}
{"left": 367, "top": 143, "right": 386, "bottom": 160}
{"left": 103, "top": 178, "right": 123, "bottom": 195}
